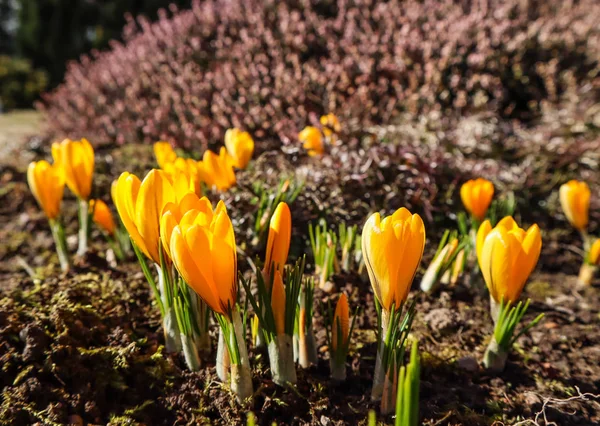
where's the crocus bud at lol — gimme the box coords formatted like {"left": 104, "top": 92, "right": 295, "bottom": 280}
{"left": 460, "top": 178, "right": 494, "bottom": 222}
{"left": 264, "top": 202, "right": 292, "bottom": 278}
{"left": 225, "top": 128, "right": 254, "bottom": 169}
{"left": 362, "top": 208, "right": 425, "bottom": 312}
{"left": 559, "top": 180, "right": 590, "bottom": 231}
{"left": 476, "top": 217, "right": 542, "bottom": 305}
{"left": 154, "top": 141, "right": 177, "bottom": 169}
{"left": 299, "top": 126, "right": 324, "bottom": 156}
{"left": 271, "top": 270, "right": 286, "bottom": 336}
{"left": 27, "top": 160, "right": 65, "bottom": 220}
{"left": 52, "top": 138, "right": 94, "bottom": 200}
{"left": 197, "top": 148, "right": 236, "bottom": 192}
{"left": 90, "top": 199, "right": 116, "bottom": 236}
{"left": 332, "top": 293, "right": 349, "bottom": 352}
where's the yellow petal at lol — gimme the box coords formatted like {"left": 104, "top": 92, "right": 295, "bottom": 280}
{"left": 27, "top": 161, "right": 64, "bottom": 220}
{"left": 113, "top": 172, "right": 150, "bottom": 258}
{"left": 154, "top": 141, "right": 177, "bottom": 169}
{"left": 559, "top": 180, "right": 590, "bottom": 231}
{"left": 90, "top": 199, "right": 116, "bottom": 235}
{"left": 135, "top": 169, "right": 175, "bottom": 264}
{"left": 589, "top": 239, "right": 600, "bottom": 265}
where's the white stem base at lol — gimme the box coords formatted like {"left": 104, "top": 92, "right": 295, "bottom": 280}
{"left": 268, "top": 335, "right": 297, "bottom": 386}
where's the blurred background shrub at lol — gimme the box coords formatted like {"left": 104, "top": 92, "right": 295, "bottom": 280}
{"left": 36, "top": 0, "right": 600, "bottom": 150}
{"left": 0, "top": 55, "right": 47, "bottom": 110}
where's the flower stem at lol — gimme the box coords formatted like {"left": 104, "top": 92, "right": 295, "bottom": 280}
{"left": 329, "top": 357, "right": 346, "bottom": 381}
{"left": 483, "top": 335, "right": 508, "bottom": 373}
{"left": 371, "top": 309, "right": 390, "bottom": 401}
{"left": 76, "top": 199, "right": 90, "bottom": 256}
{"left": 216, "top": 328, "right": 230, "bottom": 382}
{"left": 298, "top": 308, "right": 318, "bottom": 368}
{"left": 49, "top": 219, "right": 70, "bottom": 273}
{"left": 230, "top": 310, "right": 253, "bottom": 402}
{"left": 156, "top": 264, "right": 181, "bottom": 353}
{"left": 577, "top": 263, "right": 597, "bottom": 287}
{"left": 268, "top": 334, "right": 296, "bottom": 386}
{"left": 180, "top": 333, "right": 201, "bottom": 371}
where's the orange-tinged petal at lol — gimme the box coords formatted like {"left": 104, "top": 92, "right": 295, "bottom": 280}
{"left": 460, "top": 178, "right": 494, "bottom": 221}
{"left": 210, "top": 210, "right": 237, "bottom": 311}
{"left": 27, "top": 160, "right": 64, "bottom": 220}
{"left": 264, "top": 202, "right": 292, "bottom": 280}
{"left": 476, "top": 220, "right": 492, "bottom": 269}
{"left": 559, "top": 180, "right": 590, "bottom": 231}
{"left": 160, "top": 202, "right": 181, "bottom": 260}
{"left": 154, "top": 141, "right": 177, "bottom": 169}
{"left": 332, "top": 293, "right": 349, "bottom": 351}
{"left": 135, "top": 169, "right": 175, "bottom": 264}
{"left": 270, "top": 270, "right": 286, "bottom": 336}
{"left": 589, "top": 239, "right": 600, "bottom": 265}
{"left": 170, "top": 225, "right": 223, "bottom": 314}
{"left": 113, "top": 172, "right": 150, "bottom": 258}
{"left": 90, "top": 199, "right": 116, "bottom": 235}
{"left": 225, "top": 128, "right": 255, "bottom": 169}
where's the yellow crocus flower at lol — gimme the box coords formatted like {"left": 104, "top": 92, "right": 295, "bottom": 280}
{"left": 113, "top": 169, "right": 174, "bottom": 264}
{"left": 264, "top": 202, "right": 291, "bottom": 279}
{"left": 476, "top": 217, "right": 542, "bottom": 304}
{"left": 559, "top": 180, "right": 590, "bottom": 231}
{"left": 170, "top": 201, "right": 238, "bottom": 317}
{"left": 299, "top": 126, "right": 324, "bottom": 157}
{"left": 362, "top": 208, "right": 425, "bottom": 312}
{"left": 52, "top": 138, "right": 94, "bottom": 200}
{"left": 225, "top": 128, "right": 254, "bottom": 169}
{"left": 460, "top": 178, "right": 494, "bottom": 222}
{"left": 27, "top": 160, "right": 65, "bottom": 220}
{"left": 154, "top": 141, "right": 177, "bottom": 169}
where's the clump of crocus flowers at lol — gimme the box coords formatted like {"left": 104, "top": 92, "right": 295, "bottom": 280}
{"left": 477, "top": 217, "right": 544, "bottom": 372}
{"left": 559, "top": 180, "right": 598, "bottom": 286}
{"left": 299, "top": 113, "right": 342, "bottom": 156}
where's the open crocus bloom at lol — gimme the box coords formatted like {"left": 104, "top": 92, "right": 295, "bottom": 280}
{"left": 52, "top": 138, "right": 95, "bottom": 200}
{"left": 225, "top": 128, "right": 254, "bottom": 169}
{"left": 197, "top": 148, "right": 236, "bottom": 192}
{"left": 160, "top": 193, "right": 215, "bottom": 261}
{"left": 163, "top": 157, "right": 201, "bottom": 201}
{"left": 299, "top": 126, "right": 324, "bottom": 156}
{"left": 113, "top": 169, "right": 174, "bottom": 263}
{"left": 559, "top": 180, "right": 590, "bottom": 231}
{"left": 90, "top": 199, "right": 116, "bottom": 236}
{"left": 264, "top": 202, "right": 291, "bottom": 279}
{"left": 27, "top": 160, "right": 65, "bottom": 220}
{"left": 362, "top": 208, "right": 426, "bottom": 312}
{"left": 170, "top": 200, "right": 237, "bottom": 317}
{"left": 476, "top": 217, "right": 542, "bottom": 304}
{"left": 154, "top": 141, "right": 177, "bottom": 169}
{"left": 460, "top": 178, "right": 494, "bottom": 222}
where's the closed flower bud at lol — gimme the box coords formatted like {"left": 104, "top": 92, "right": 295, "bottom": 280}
{"left": 332, "top": 293, "right": 349, "bottom": 352}
{"left": 460, "top": 178, "right": 494, "bottom": 222}
{"left": 476, "top": 217, "right": 542, "bottom": 304}
{"left": 52, "top": 138, "right": 94, "bottom": 200}
{"left": 264, "top": 202, "right": 291, "bottom": 278}
{"left": 559, "top": 180, "right": 590, "bottom": 231}
{"left": 362, "top": 208, "right": 425, "bottom": 312}
{"left": 27, "top": 160, "right": 65, "bottom": 220}
{"left": 90, "top": 199, "right": 116, "bottom": 236}
{"left": 154, "top": 141, "right": 177, "bottom": 169}
{"left": 588, "top": 239, "right": 600, "bottom": 266}
{"left": 197, "top": 148, "right": 236, "bottom": 192}
{"left": 270, "top": 270, "right": 286, "bottom": 336}
{"left": 299, "top": 126, "right": 324, "bottom": 156}
{"left": 225, "top": 128, "right": 254, "bottom": 169}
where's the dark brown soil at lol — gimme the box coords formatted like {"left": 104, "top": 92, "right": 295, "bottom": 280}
{"left": 1, "top": 141, "right": 599, "bottom": 425}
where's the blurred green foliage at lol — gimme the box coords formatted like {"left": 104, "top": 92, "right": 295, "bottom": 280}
{"left": 0, "top": 55, "right": 47, "bottom": 110}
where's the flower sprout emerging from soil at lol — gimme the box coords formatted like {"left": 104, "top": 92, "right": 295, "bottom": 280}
{"left": 326, "top": 293, "right": 357, "bottom": 381}
{"left": 477, "top": 216, "right": 544, "bottom": 372}
{"left": 394, "top": 341, "right": 420, "bottom": 426}
{"left": 90, "top": 198, "right": 126, "bottom": 260}
{"left": 559, "top": 180, "right": 597, "bottom": 286}
{"left": 224, "top": 128, "right": 255, "bottom": 170}
{"left": 361, "top": 207, "right": 425, "bottom": 403}
{"left": 27, "top": 160, "right": 70, "bottom": 272}
{"left": 52, "top": 138, "right": 95, "bottom": 256}
{"left": 420, "top": 230, "right": 468, "bottom": 293}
